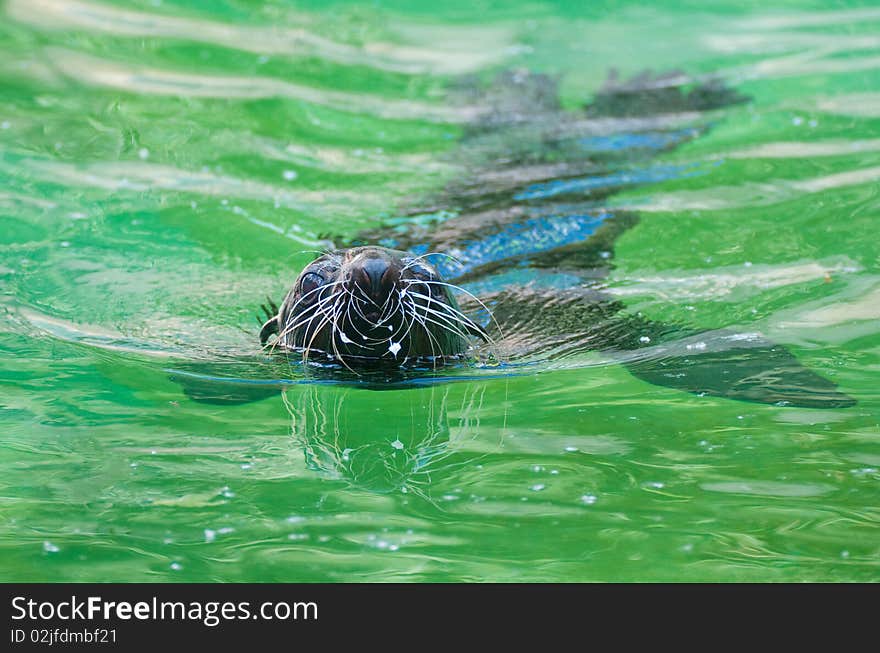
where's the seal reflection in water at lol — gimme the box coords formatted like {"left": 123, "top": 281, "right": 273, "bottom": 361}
{"left": 281, "top": 382, "right": 493, "bottom": 495}
{"left": 259, "top": 246, "right": 493, "bottom": 368}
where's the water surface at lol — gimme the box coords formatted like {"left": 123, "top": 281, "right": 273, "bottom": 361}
{"left": 1, "top": 0, "right": 878, "bottom": 581}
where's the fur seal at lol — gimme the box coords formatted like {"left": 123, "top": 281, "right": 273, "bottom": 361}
{"left": 242, "top": 70, "right": 855, "bottom": 409}
{"left": 259, "top": 246, "right": 490, "bottom": 367}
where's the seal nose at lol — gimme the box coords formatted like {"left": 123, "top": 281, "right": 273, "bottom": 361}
{"left": 354, "top": 256, "right": 392, "bottom": 301}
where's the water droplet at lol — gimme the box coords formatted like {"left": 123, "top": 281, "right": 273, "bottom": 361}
{"left": 43, "top": 541, "right": 60, "bottom": 553}
{"left": 391, "top": 439, "right": 404, "bottom": 450}
{"left": 170, "top": 562, "right": 182, "bottom": 571}
{"left": 138, "top": 147, "right": 149, "bottom": 160}
{"left": 282, "top": 169, "right": 297, "bottom": 181}
{"left": 530, "top": 484, "right": 546, "bottom": 492}
{"left": 204, "top": 529, "right": 216, "bottom": 543}
{"left": 580, "top": 495, "right": 597, "bottom": 505}
{"left": 639, "top": 335, "right": 651, "bottom": 344}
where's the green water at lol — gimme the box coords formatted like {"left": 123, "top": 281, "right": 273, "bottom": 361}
{"left": 1, "top": 0, "right": 879, "bottom": 582}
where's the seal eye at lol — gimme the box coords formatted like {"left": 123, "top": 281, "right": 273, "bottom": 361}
{"left": 405, "top": 262, "right": 445, "bottom": 299}
{"left": 298, "top": 272, "right": 324, "bottom": 302}
{"left": 406, "top": 263, "right": 436, "bottom": 280}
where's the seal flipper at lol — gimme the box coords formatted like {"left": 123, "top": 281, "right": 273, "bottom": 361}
{"left": 586, "top": 69, "right": 749, "bottom": 118}
{"left": 477, "top": 288, "right": 855, "bottom": 409}
{"left": 613, "top": 328, "right": 856, "bottom": 409}
{"left": 168, "top": 359, "right": 287, "bottom": 405}
{"left": 170, "top": 371, "right": 283, "bottom": 405}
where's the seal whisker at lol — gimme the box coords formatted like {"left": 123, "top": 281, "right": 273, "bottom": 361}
{"left": 286, "top": 290, "right": 345, "bottom": 355}
{"left": 403, "top": 294, "right": 473, "bottom": 340}
{"left": 302, "top": 313, "right": 334, "bottom": 365}
{"left": 377, "top": 291, "right": 399, "bottom": 323}
{"left": 404, "top": 288, "right": 493, "bottom": 343}
{"left": 329, "top": 301, "right": 360, "bottom": 374}
{"left": 282, "top": 279, "right": 345, "bottom": 317}
{"left": 402, "top": 296, "right": 444, "bottom": 366}
{"left": 400, "top": 251, "right": 464, "bottom": 274}
{"left": 349, "top": 295, "right": 373, "bottom": 323}
{"left": 347, "top": 281, "right": 380, "bottom": 308}
{"left": 268, "top": 280, "right": 346, "bottom": 349}
{"left": 341, "top": 301, "right": 375, "bottom": 346}
{"left": 272, "top": 290, "right": 344, "bottom": 350}
{"left": 410, "top": 309, "right": 471, "bottom": 344}
{"left": 410, "top": 280, "right": 503, "bottom": 340}
{"left": 397, "top": 300, "right": 419, "bottom": 347}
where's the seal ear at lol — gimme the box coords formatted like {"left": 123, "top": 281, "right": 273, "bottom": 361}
{"left": 259, "top": 316, "right": 279, "bottom": 345}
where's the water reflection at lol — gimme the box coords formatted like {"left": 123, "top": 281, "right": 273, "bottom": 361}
{"left": 281, "top": 382, "right": 497, "bottom": 496}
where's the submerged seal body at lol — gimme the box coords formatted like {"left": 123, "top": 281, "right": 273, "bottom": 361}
{"left": 249, "top": 70, "right": 854, "bottom": 408}
{"left": 260, "top": 246, "right": 487, "bottom": 365}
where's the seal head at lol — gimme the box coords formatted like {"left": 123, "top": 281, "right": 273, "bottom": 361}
{"left": 261, "top": 246, "right": 485, "bottom": 366}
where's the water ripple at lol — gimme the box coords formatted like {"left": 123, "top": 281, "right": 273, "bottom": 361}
{"left": 701, "top": 480, "right": 834, "bottom": 497}
{"left": 625, "top": 165, "right": 880, "bottom": 212}
{"left": 45, "top": 48, "right": 484, "bottom": 123}
{"left": 8, "top": 0, "right": 514, "bottom": 75}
